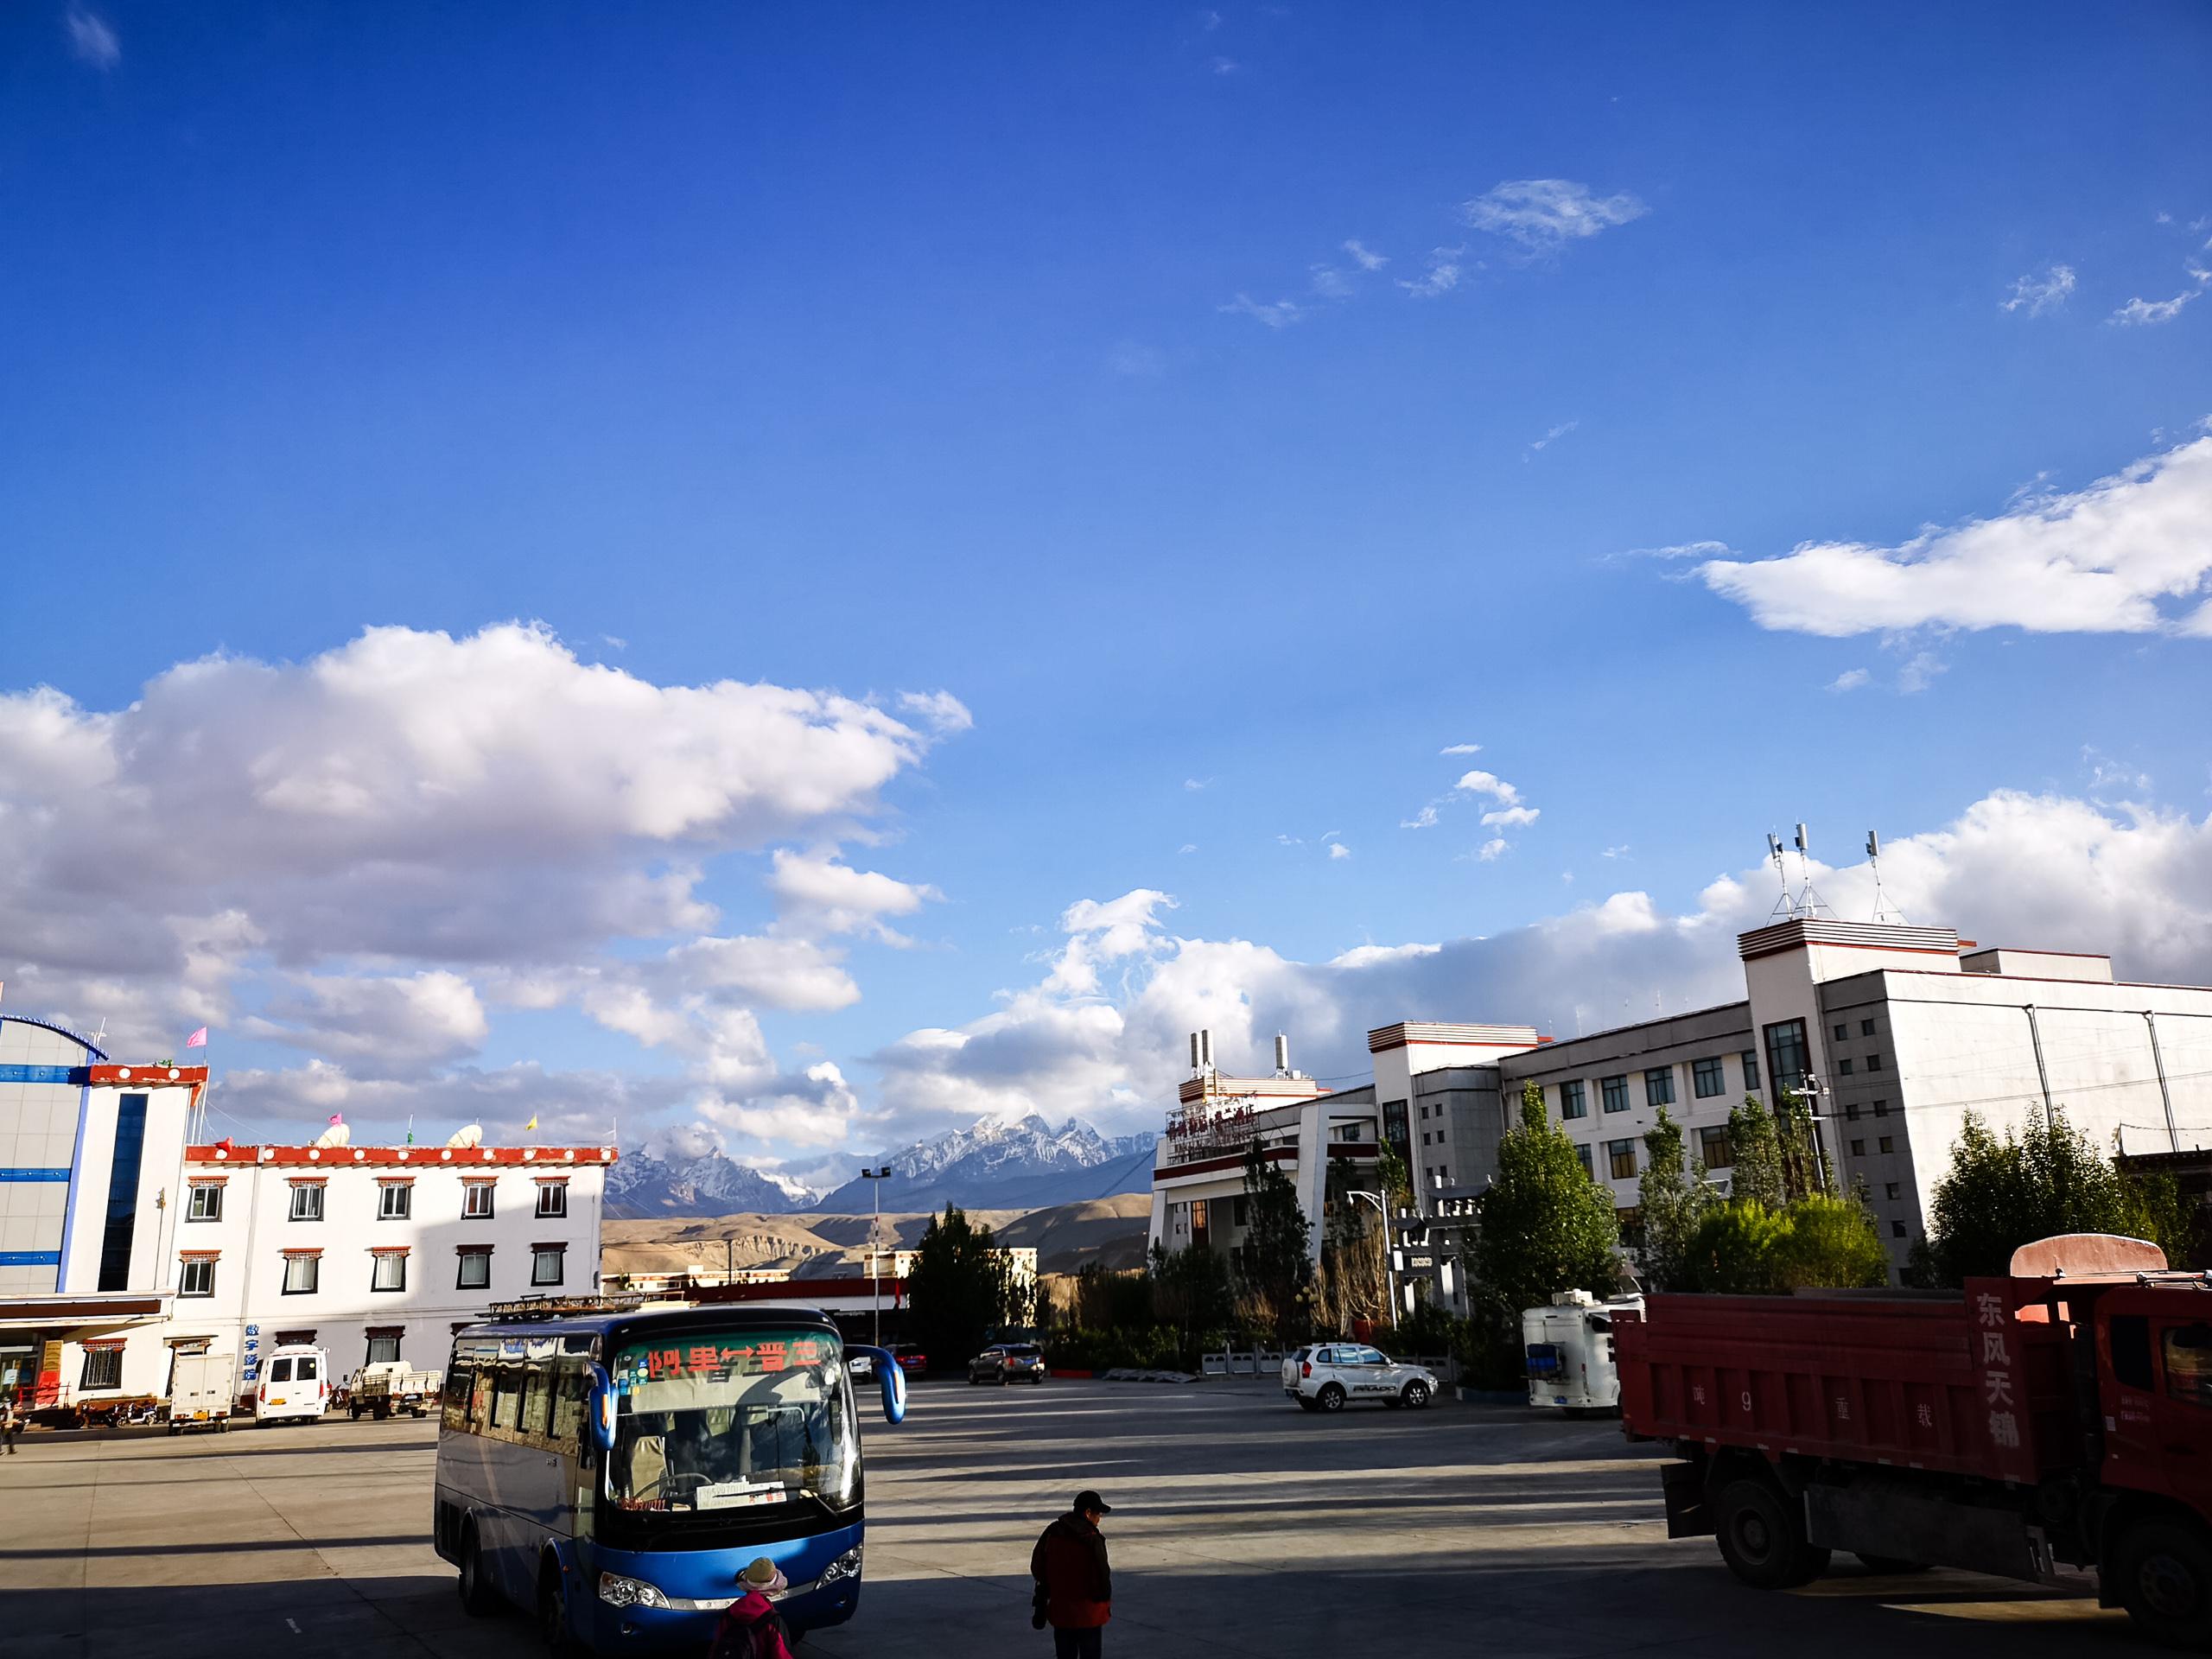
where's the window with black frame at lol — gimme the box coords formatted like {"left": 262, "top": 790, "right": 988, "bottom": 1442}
{"left": 1763, "top": 1018, "right": 1810, "bottom": 1095}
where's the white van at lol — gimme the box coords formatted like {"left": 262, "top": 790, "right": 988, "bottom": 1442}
{"left": 254, "top": 1344, "right": 330, "bottom": 1425}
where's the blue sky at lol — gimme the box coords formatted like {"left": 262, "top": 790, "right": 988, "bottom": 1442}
{"left": 3, "top": 4, "right": 2210, "bottom": 1175}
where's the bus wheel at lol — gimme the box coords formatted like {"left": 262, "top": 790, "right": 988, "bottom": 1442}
{"left": 2114, "top": 1518, "right": 2212, "bottom": 1649}
{"left": 538, "top": 1560, "right": 580, "bottom": 1656}
{"left": 1713, "top": 1478, "right": 1828, "bottom": 1590}
{"left": 458, "top": 1523, "right": 500, "bottom": 1617}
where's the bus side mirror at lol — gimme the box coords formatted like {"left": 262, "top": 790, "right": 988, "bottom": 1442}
{"left": 585, "top": 1364, "right": 617, "bottom": 1452}
{"left": 849, "top": 1346, "right": 906, "bottom": 1424}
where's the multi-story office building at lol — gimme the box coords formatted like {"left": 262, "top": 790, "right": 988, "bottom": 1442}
{"left": 0, "top": 1014, "right": 207, "bottom": 1408}
{"left": 1145, "top": 917, "right": 2212, "bottom": 1287}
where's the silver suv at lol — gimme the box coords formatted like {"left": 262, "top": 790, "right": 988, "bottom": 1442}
{"left": 1281, "top": 1344, "right": 1438, "bottom": 1413}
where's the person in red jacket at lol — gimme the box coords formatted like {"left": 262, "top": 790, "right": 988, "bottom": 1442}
{"left": 1030, "top": 1490, "right": 1113, "bottom": 1658}
{"left": 708, "top": 1558, "right": 796, "bottom": 1659}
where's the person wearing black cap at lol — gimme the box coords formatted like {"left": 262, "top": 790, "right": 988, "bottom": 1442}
{"left": 1029, "top": 1489, "right": 1113, "bottom": 1656}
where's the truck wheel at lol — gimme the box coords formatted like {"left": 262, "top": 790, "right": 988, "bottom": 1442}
{"left": 2113, "top": 1519, "right": 2212, "bottom": 1649}
{"left": 1713, "top": 1478, "right": 1829, "bottom": 1590}
{"left": 1317, "top": 1383, "right": 1347, "bottom": 1414}
{"left": 1854, "top": 1554, "right": 1929, "bottom": 1575}
{"left": 458, "top": 1523, "right": 501, "bottom": 1617}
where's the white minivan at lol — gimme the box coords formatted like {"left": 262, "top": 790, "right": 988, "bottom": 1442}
{"left": 254, "top": 1344, "right": 330, "bottom": 1425}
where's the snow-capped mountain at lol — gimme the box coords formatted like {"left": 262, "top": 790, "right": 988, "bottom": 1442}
{"left": 605, "top": 1145, "right": 821, "bottom": 1218}
{"left": 605, "top": 1115, "right": 1160, "bottom": 1218}
{"left": 813, "top": 1115, "right": 1157, "bottom": 1214}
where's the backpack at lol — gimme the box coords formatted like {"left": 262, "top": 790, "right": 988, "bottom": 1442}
{"left": 707, "top": 1598, "right": 788, "bottom": 1659}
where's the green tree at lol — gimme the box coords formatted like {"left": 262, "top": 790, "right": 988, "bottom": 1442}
{"left": 1147, "top": 1239, "right": 1236, "bottom": 1345}
{"left": 1726, "top": 1095, "right": 1786, "bottom": 1210}
{"left": 1912, "top": 1106, "right": 2192, "bottom": 1286}
{"left": 1679, "top": 1194, "right": 1888, "bottom": 1294}
{"left": 1234, "top": 1140, "right": 1314, "bottom": 1340}
{"left": 1473, "top": 1081, "right": 1623, "bottom": 1323}
{"left": 1637, "top": 1105, "right": 1715, "bottom": 1290}
{"left": 906, "top": 1204, "right": 1024, "bottom": 1368}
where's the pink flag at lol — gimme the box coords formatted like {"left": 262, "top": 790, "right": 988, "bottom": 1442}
{"left": 184, "top": 1027, "right": 208, "bottom": 1048}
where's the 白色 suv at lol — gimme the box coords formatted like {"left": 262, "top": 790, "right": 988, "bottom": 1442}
{"left": 1281, "top": 1343, "right": 1437, "bottom": 1413}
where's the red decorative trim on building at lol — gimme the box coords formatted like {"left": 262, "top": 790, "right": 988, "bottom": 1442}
{"left": 188, "top": 1174, "right": 228, "bottom": 1187}
{"left": 532, "top": 1173, "right": 570, "bottom": 1185}
{"left": 90, "top": 1064, "right": 208, "bottom": 1086}
{"left": 81, "top": 1338, "right": 127, "bottom": 1351}
{"left": 286, "top": 1175, "right": 328, "bottom": 1186}
{"left": 188, "top": 1143, "right": 616, "bottom": 1166}
{"left": 369, "top": 1246, "right": 410, "bottom": 1256}
{"left": 375, "top": 1175, "right": 417, "bottom": 1186}
{"left": 280, "top": 1247, "right": 324, "bottom": 1257}
{"left": 455, "top": 1243, "right": 495, "bottom": 1255}
{"left": 177, "top": 1249, "right": 221, "bottom": 1262}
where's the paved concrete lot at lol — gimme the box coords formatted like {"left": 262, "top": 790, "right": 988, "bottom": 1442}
{"left": 0, "top": 1379, "right": 2127, "bottom": 1658}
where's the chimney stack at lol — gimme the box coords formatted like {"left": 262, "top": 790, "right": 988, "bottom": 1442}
{"left": 1200, "top": 1029, "right": 1213, "bottom": 1069}
{"left": 1274, "top": 1033, "right": 1289, "bottom": 1075}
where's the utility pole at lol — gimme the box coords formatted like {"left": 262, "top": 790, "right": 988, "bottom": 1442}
{"left": 860, "top": 1166, "right": 893, "bottom": 1348}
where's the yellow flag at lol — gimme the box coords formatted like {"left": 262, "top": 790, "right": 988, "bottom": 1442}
{"left": 524, "top": 1114, "right": 538, "bottom": 1133}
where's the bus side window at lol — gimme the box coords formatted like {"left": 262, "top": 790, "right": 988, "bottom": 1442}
{"left": 471, "top": 1365, "right": 495, "bottom": 1426}
{"left": 551, "top": 1363, "right": 586, "bottom": 1445}
{"left": 491, "top": 1365, "right": 523, "bottom": 1432}
{"left": 442, "top": 1362, "right": 475, "bottom": 1432}
{"left": 521, "top": 1370, "right": 553, "bottom": 1440}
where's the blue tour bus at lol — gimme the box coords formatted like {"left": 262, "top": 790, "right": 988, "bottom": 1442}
{"left": 434, "top": 1300, "right": 906, "bottom": 1652}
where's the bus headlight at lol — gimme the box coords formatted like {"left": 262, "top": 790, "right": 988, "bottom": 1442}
{"left": 597, "top": 1573, "right": 669, "bottom": 1609}
{"left": 820, "top": 1545, "right": 863, "bottom": 1584}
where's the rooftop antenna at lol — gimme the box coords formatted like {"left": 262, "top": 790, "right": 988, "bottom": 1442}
{"left": 1792, "top": 823, "right": 1832, "bottom": 918}
{"left": 1767, "top": 832, "right": 1797, "bottom": 918}
{"left": 1866, "top": 829, "right": 1905, "bottom": 924}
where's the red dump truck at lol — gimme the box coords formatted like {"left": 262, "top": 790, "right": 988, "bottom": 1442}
{"left": 1616, "top": 1234, "right": 2212, "bottom": 1649}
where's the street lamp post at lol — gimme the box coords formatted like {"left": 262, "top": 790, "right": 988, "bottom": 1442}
{"left": 1344, "top": 1190, "right": 1396, "bottom": 1325}
{"left": 860, "top": 1166, "right": 894, "bottom": 1349}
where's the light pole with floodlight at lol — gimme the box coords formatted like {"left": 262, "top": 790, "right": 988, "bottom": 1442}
{"left": 860, "top": 1166, "right": 894, "bottom": 1348}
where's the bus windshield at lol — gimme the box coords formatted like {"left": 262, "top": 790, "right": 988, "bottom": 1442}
{"left": 608, "top": 1328, "right": 853, "bottom": 1514}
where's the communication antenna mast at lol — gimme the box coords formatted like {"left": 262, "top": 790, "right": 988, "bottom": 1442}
{"left": 1767, "top": 833, "right": 1796, "bottom": 919}
{"left": 1792, "top": 823, "right": 1832, "bottom": 918}
{"left": 1866, "top": 829, "right": 1905, "bottom": 924}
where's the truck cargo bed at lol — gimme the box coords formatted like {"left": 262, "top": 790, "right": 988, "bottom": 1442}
{"left": 1616, "top": 1281, "right": 2073, "bottom": 1484}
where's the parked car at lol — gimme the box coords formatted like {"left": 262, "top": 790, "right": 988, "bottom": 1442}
{"left": 1281, "top": 1343, "right": 1438, "bottom": 1413}
{"left": 167, "top": 1351, "right": 235, "bottom": 1434}
{"left": 968, "top": 1342, "right": 1046, "bottom": 1384}
{"left": 889, "top": 1344, "right": 928, "bottom": 1376}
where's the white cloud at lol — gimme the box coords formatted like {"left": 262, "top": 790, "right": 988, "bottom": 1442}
{"left": 1461, "top": 180, "right": 1647, "bottom": 250}
{"left": 1178, "top": 842, "right": 1198, "bottom": 855}
{"left": 1453, "top": 769, "right": 1523, "bottom": 806}
{"left": 1611, "top": 539, "right": 1733, "bottom": 564}
{"left": 1220, "top": 293, "right": 1305, "bottom": 328}
{"left": 0, "top": 622, "right": 964, "bottom": 1156}
{"left": 1481, "top": 806, "right": 1541, "bottom": 829}
{"left": 1694, "top": 435, "right": 2212, "bottom": 637}
{"left": 1826, "top": 668, "right": 1872, "bottom": 692}
{"left": 2000, "top": 264, "right": 2076, "bottom": 316}
{"left": 1328, "top": 842, "right": 1352, "bottom": 861}
{"left": 766, "top": 849, "right": 938, "bottom": 943}
{"left": 870, "top": 790, "right": 2212, "bottom": 1140}
{"left": 1530, "top": 420, "right": 1578, "bottom": 451}
{"left": 1897, "top": 650, "right": 1948, "bottom": 695}
{"left": 1440, "top": 742, "right": 1483, "bottom": 756}
{"left": 1212, "top": 57, "right": 1242, "bottom": 75}
{"left": 1474, "top": 837, "right": 1511, "bottom": 862}
{"left": 1309, "top": 265, "right": 1354, "bottom": 299}
{"left": 1401, "top": 805, "right": 1440, "bottom": 830}
{"left": 65, "top": 7, "right": 118, "bottom": 69}
{"left": 1602, "top": 845, "right": 1630, "bottom": 859}
{"left": 1397, "top": 247, "right": 1464, "bottom": 299}
{"left": 1184, "top": 776, "right": 1211, "bottom": 791}
{"left": 2111, "top": 267, "right": 2209, "bottom": 327}
{"left": 895, "top": 689, "right": 974, "bottom": 733}
{"left": 1343, "top": 239, "right": 1389, "bottom": 272}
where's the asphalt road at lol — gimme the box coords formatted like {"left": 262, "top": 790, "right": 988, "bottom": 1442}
{"left": 0, "top": 1378, "right": 2127, "bottom": 1658}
